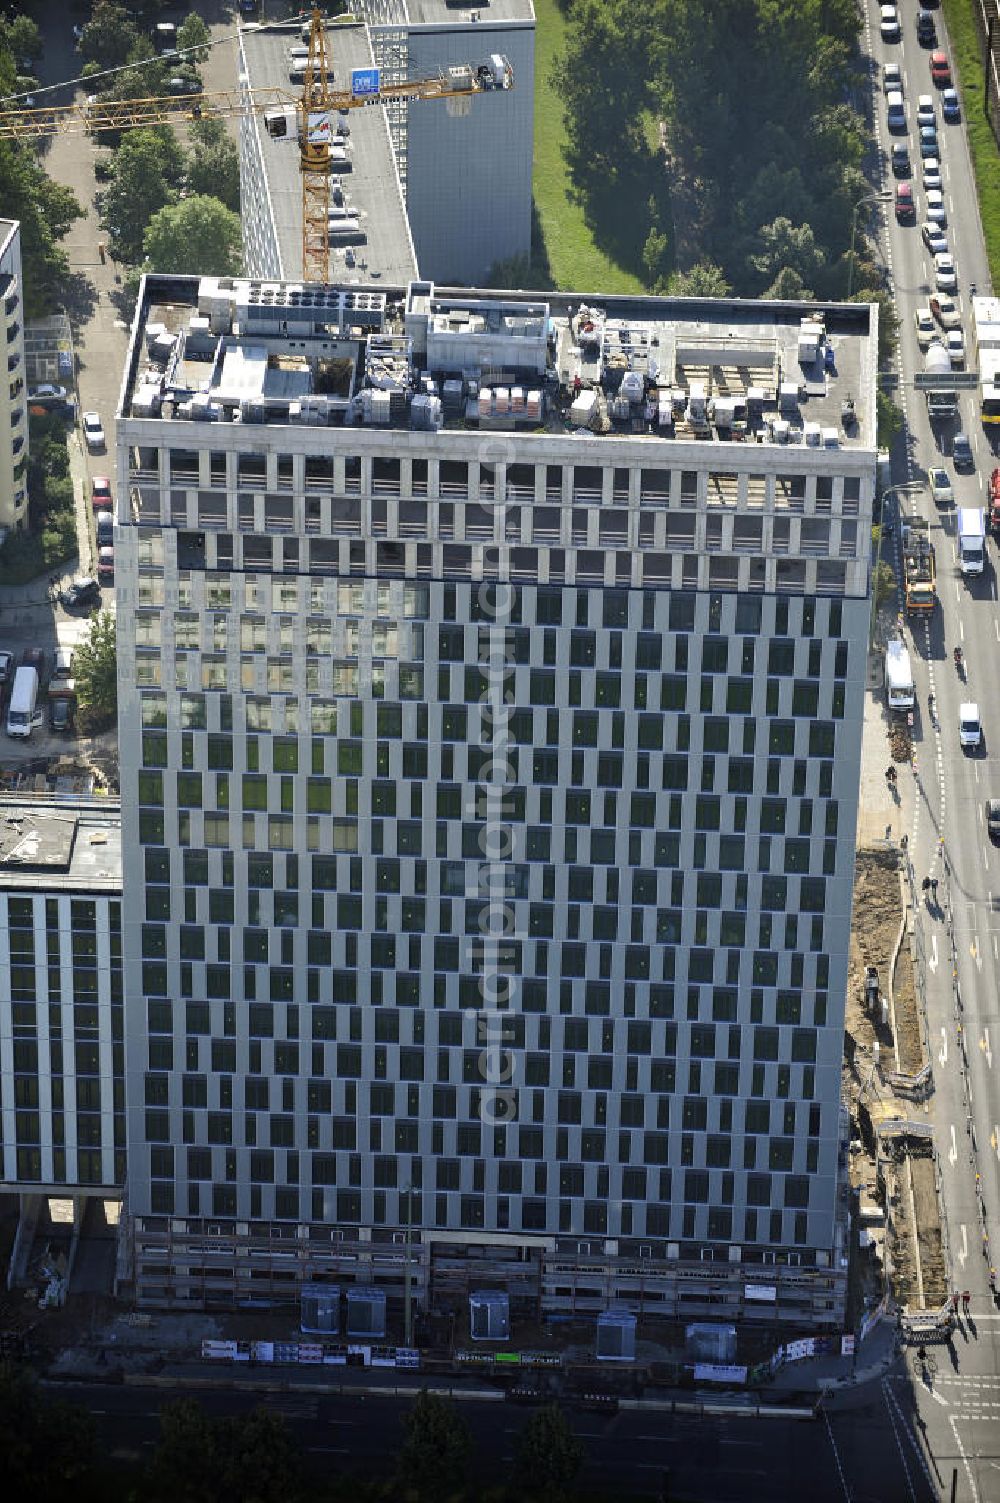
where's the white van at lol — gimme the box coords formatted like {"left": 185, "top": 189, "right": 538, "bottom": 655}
{"left": 6, "top": 665, "right": 41, "bottom": 738}
{"left": 886, "top": 90, "right": 905, "bottom": 133}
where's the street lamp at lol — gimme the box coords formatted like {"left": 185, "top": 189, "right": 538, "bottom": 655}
{"left": 402, "top": 1182, "right": 414, "bottom": 1349}
{"left": 847, "top": 189, "right": 893, "bottom": 301}
{"left": 870, "top": 480, "right": 922, "bottom": 649}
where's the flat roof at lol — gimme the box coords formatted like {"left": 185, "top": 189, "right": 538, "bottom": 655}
{"left": 0, "top": 798, "right": 121, "bottom": 892}
{"left": 240, "top": 25, "right": 416, "bottom": 286}
{"left": 403, "top": 0, "right": 535, "bottom": 24}
{"left": 122, "top": 274, "right": 878, "bottom": 452}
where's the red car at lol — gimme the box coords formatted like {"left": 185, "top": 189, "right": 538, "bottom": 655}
{"left": 91, "top": 475, "right": 112, "bottom": 511}
{"left": 930, "top": 51, "right": 951, "bottom": 86}
{"left": 97, "top": 545, "right": 115, "bottom": 584}
{"left": 895, "top": 182, "right": 915, "bottom": 223}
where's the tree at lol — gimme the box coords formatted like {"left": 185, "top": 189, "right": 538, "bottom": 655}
{"left": 79, "top": 1, "right": 141, "bottom": 69}
{"left": 177, "top": 13, "right": 211, "bottom": 64}
{"left": 143, "top": 194, "right": 242, "bottom": 277}
{"left": 147, "top": 1399, "right": 304, "bottom": 1503}
{"left": 874, "top": 559, "right": 896, "bottom": 610}
{"left": 877, "top": 389, "right": 904, "bottom": 451}
{"left": 749, "top": 216, "right": 825, "bottom": 292}
{"left": 100, "top": 127, "right": 183, "bottom": 263}
{"left": 186, "top": 119, "right": 241, "bottom": 214}
{"left": 669, "top": 260, "right": 732, "bottom": 298}
{"left": 395, "top": 1389, "right": 471, "bottom": 1503}
{"left": 514, "top": 1404, "right": 583, "bottom": 1503}
{"left": 0, "top": 16, "right": 41, "bottom": 64}
{"left": 0, "top": 1362, "right": 97, "bottom": 1502}
{"left": 74, "top": 612, "right": 117, "bottom": 731}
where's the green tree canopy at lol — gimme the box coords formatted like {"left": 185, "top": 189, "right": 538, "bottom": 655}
{"left": 669, "top": 260, "right": 732, "bottom": 298}
{"left": 100, "top": 127, "right": 184, "bottom": 263}
{"left": 0, "top": 15, "right": 41, "bottom": 63}
{"left": 79, "top": 1, "right": 141, "bottom": 69}
{"left": 514, "top": 1404, "right": 584, "bottom": 1503}
{"left": 143, "top": 194, "right": 242, "bottom": 277}
{"left": 395, "top": 1389, "right": 471, "bottom": 1503}
{"left": 74, "top": 612, "right": 117, "bottom": 730}
{"left": 147, "top": 1399, "right": 304, "bottom": 1503}
{"left": 186, "top": 119, "right": 241, "bottom": 214}
{"left": 0, "top": 1362, "right": 96, "bottom": 1503}
{"left": 177, "top": 13, "right": 211, "bottom": 64}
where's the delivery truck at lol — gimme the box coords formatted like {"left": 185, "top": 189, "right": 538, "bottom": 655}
{"left": 885, "top": 638, "right": 915, "bottom": 712}
{"left": 6, "top": 665, "right": 41, "bottom": 738}
{"left": 957, "top": 507, "right": 986, "bottom": 575}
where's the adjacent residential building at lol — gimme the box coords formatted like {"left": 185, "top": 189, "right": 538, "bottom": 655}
{"left": 238, "top": 6, "right": 533, "bottom": 286}
{"left": 116, "top": 274, "right": 876, "bottom": 1327}
{"left": 0, "top": 797, "right": 124, "bottom": 1279}
{"left": 0, "top": 218, "right": 29, "bottom": 534}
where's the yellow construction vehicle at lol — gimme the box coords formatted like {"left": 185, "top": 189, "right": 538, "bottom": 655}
{"left": 0, "top": 7, "right": 513, "bottom": 283}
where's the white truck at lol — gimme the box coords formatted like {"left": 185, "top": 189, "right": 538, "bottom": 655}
{"left": 6, "top": 665, "right": 41, "bottom": 738}
{"left": 885, "top": 638, "right": 915, "bottom": 712}
{"left": 957, "top": 507, "right": 986, "bottom": 575}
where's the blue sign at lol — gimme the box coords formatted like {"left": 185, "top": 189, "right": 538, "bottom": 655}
{"left": 351, "top": 66, "right": 380, "bottom": 99}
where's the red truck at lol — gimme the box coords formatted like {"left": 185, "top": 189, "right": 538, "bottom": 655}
{"left": 989, "top": 469, "right": 1000, "bottom": 536}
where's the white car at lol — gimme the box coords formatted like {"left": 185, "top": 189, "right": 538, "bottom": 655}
{"left": 883, "top": 61, "right": 903, "bottom": 93}
{"left": 929, "top": 467, "right": 953, "bottom": 505}
{"left": 922, "top": 222, "right": 948, "bottom": 256}
{"left": 922, "top": 158, "right": 942, "bottom": 191}
{"left": 959, "top": 702, "right": 982, "bottom": 751}
{"left": 934, "top": 253, "right": 958, "bottom": 291}
{"left": 28, "top": 383, "right": 68, "bottom": 402}
{"left": 914, "top": 307, "right": 936, "bottom": 348}
{"left": 925, "top": 189, "right": 947, "bottom": 225}
{"left": 881, "top": 4, "right": 900, "bottom": 40}
{"left": 946, "top": 328, "right": 966, "bottom": 365}
{"left": 916, "top": 95, "right": 936, "bottom": 128}
{"left": 82, "top": 411, "right": 105, "bottom": 452}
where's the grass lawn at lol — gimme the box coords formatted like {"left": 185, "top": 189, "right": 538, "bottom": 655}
{"left": 532, "top": 0, "right": 644, "bottom": 293}
{"left": 941, "top": 0, "right": 1000, "bottom": 290}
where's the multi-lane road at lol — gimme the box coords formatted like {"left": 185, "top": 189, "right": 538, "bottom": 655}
{"left": 867, "top": 1, "right": 1000, "bottom": 1498}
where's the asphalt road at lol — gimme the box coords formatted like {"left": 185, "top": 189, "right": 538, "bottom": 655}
{"left": 865, "top": 1, "right": 1000, "bottom": 1499}
{"left": 47, "top": 1375, "right": 941, "bottom": 1502}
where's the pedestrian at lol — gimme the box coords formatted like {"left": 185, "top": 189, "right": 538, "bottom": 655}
{"left": 922, "top": 877, "right": 931, "bottom": 894}
{"left": 952, "top": 1291, "right": 960, "bottom": 1314}
{"left": 931, "top": 878, "right": 939, "bottom": 900}
{"left": 963, "top": 1290, "right": 971, "bottom": 1314}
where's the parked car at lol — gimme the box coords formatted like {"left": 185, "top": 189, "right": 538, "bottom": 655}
{"left": 895, "top": 182, "right": 915, "bottom": 223}
{"left": 986, "top": 799, "right": 1000, "bottom": 842}
{"left": 49, "top": 697, "right": 73, "bottom": 734}
{"left": 82, "top": 410, "right": 105, "bottom": 452}
{"left": 27, "top": 383, "right": 68, "bottom": 403}
{"left": 891, "top": 143, "right": 911, "bottom": 176}
{"left": 929, "top": 467, "right": 953, "bottom": 505}
{"left": 22, "top": 647, "right": 46, "bottom": 683}
{"left": 942, "top": 88, "right": 960, "bottom": 122}
{"left": 925, "top": 189, "right": 947, "bottom": 225}
{"left": 946, "top": 329, "right": 966, "bottom": 366}
{"left": 922, "top": 223, "right": 948, "bottom": 256}
{"left": 167, "top": 76, "right": 201, "bottom": 95}
{"left": 52, "top": 646, "right": 74, "bottom": 683}
{"left": 0, "top": 650, "right": 13, "bottom": 686}
{"left": 922, "top": 157, "right": 942, "bottom": 191}
{"left": 91, "top": 475, "right": 112, "bottom": 509}
{"left": 881, "top": 5, "right": 900, "bottom": 41}
{"left": 934, "top": 253, "right": 958, "bottom": 291}
{"left": 917, "top": 9, "right": 937, "bottom": 45}
{"left": 916, "top": 95, "right": 936, "bottom": 127}
{"left": 959, "top": 702, "right": 982, "bottom": 751}
{"left": 930, "top": 51, "right": 951, "bottom": 86}
{"left": 97, "top": 546, "right": 115, "bottom": 584}
{"left": 59, "top": 577, "right": 101, "bottom": 610}
{"left": 95, "top": 509, "right": 114, "bottom": 547}
{"left": 930, "top": 294, "right": 961, "bottom": 327}
{"left": 914, "top": 307, "right": 936, "bottom": 347}
{"left": 953, "top": 432, "right": 974, "bottom": 469}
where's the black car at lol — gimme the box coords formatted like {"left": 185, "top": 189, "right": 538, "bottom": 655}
{"left": 917, "top": 11, "right": 936, "bottom": 44}
{"left": 49, "top": 697, "right": 73, "bottom": 734}
{"left": 59, "top": 577, "right": 101, "bottom": 610}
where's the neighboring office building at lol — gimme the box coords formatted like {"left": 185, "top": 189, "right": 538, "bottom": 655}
{"left": 0, "top": 219, "right": 29, "bottom": 535}
{"left": 0, "top": 798, "right": 124, "bottom": 1281}
{"left": 116, "top": 273, "right": 876, "bottom": 1329}
{"left": 238, "top": 5, "right": 532, "bottom": 286}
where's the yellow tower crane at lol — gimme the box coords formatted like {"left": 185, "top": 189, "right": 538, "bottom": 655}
{"left": 0, "top": 7, "right": 514, "bottom": 283}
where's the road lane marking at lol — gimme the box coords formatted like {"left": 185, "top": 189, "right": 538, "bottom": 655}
{"left": 982, "top": 1027, "right": 992, "bottom": 1068}
{"left": 950, "top": 1414, "right": 980, "bottom": 1503}
{"left": 992, "top": 1126, "right": 1000, "bottom": 1161}
{"left": 821, "top": 1406, "right": 853, "bottom": 1503}
{"left": 958, "top": 1223, "right": 967, "bottom": 1267}
{"left": 950, "top": 1126, "right": 958, "bottom": 1167}
{"left": 939, "top": 1026, "right": 947, "bottom": 1066}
